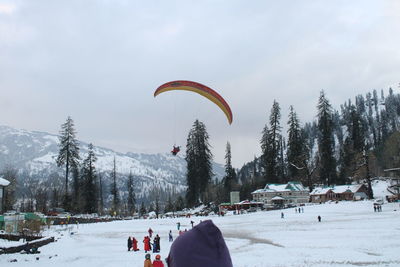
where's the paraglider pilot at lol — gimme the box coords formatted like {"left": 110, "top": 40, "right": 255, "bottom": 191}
{"left": 171, "top": 146, "right": 180, "bottom": 156}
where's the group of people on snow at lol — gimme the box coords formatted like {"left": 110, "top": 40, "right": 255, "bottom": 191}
{"left": 127, "top": 228, "right": 161, "bottom": 253}
{"left": 129, "top": 220, "right": 233, "bottom": 267}
{"left": 127, "top": 236, "right": 140, "bottom": 251}
{"left": 374, "top": 204, "right": 383, "bottom": 212}
{"left": 295, "top": 207, "right": 304, "bottom": 213}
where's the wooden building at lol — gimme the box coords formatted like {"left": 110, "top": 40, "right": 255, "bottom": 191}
{"left": 251, "top": 181, "right": 309, "bottom": 207}
{"left": 310, "top": 184, "right": 369, "bottom": 203}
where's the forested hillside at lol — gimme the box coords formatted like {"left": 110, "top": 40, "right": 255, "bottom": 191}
{"left": 238, "top": 88, "right": 400, "bottom": 200}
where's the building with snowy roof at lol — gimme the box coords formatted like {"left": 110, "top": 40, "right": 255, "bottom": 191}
{"left": 310, "top": 184, "right": 368, "bottom": 203}
{"left": 251, "top": 181, "right": 309, "bottom": 207}
{"left": 0, "top": 176, "right": 10, "bottom": 214}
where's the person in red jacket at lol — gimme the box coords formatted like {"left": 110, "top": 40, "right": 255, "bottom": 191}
{"left": 143, "top": 236, "right": 151, "bottom": 253}
{"left": 153, "top": 254, "right": 164, "bottom": 267}
{"left": 132, "top": 237, "right": 139, "bottom": 251}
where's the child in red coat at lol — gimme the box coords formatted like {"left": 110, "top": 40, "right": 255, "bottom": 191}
{"left": 153, "top": 254, "right": 164, "bottom": 267}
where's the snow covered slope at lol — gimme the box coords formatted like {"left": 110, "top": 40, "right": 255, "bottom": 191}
{"left": 1, "top": 201, "right": 399, "bottom": 266}
{"left": 0, "top": 125, "right": 224, "bottom": 196}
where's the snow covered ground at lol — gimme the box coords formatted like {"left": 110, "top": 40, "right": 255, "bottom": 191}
{"left": 1, "top": 201, "right": 399, "bottom": 267}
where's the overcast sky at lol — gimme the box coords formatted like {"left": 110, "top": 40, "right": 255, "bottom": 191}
{"left": 0, "top": 0, "right": 399, "bottom": 168}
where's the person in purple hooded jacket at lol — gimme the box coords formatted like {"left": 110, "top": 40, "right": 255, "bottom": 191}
{"left": 166, "top": 220, "right": 233, "bottom": 267}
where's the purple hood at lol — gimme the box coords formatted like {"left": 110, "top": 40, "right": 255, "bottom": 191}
{"left": 167, "top": 220, "right": 233, "bottom": 267}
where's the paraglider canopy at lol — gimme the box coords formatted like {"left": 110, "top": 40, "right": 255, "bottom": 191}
{"left": 154, "top": 80, "right": 233, "bottom": 124}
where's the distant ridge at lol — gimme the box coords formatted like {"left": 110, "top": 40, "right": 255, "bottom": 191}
{"left": 0, "top": 125, "right": 224, "bottom": 197}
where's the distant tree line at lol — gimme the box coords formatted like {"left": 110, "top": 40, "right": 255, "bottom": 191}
{"left": 3, "top": 87, "right": 400, "bottom": 213}
{"left": 238, "top": 88, "right": 400, "bottom": 201}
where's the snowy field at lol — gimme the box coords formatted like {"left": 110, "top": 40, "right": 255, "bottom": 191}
{"left": 1, "top": 201, "right": 400, "bottom": 267}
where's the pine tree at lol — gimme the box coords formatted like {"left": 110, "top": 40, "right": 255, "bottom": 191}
{"left": 287, "top": 106, "right": 304, "bottom": 180}
{"left": 127, "top": 171, "right": 136, "bottom": 216}
{"left": 261, "top": 100, "right": 282, "bottom": 183}
{"left": 110, "top": 156, "right": 120, "bottom": 215}
{"left": 373, "top": 89, "right": 381, "bottom": 144}
{"left": 260, "top": 124, "right": 270, "bottom": 178}
{"left": 98, "top": 173, "right": 104, "bottom": 215}
{"left": 81, "top": 143, "right": 98, "bottom": 214}
{"left": 362, "top": 148, "right": 374, "bottom": 199}
{"left": 155, "top": 196, "right": 160, "bottom": 218}
{"left": 366, "top": 92, "right": 377, "bottom": 148}
{"left": 338, "top": 137, "right": 355, "bottom": 184}
{"left": 56, "top": 116, "right": 80, "bottom": 209}
{"left": 350, "top": 105, "right": 365, "bottom": 152}
{"left": 223, "top": 142, "right": 236, "bottom": 199}
{"left": 277, "top": 136, "right": 287, "bottom": 181}
{"left": 185, "top": 120, "right": 213, "bottom": 207}
{"left": 385, "top": 88, "right": 399, "bottom": 133}
{"left": 71, "top": 167, "right": 80, "bottom": 213}
{"left": 317, "top": 91, "right": 337, "bottom": 185}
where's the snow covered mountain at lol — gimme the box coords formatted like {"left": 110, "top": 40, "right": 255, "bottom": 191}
{"left": 0, "top": 125, "right": 224, "bottom": 197}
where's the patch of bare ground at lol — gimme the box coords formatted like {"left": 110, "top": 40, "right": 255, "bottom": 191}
{"left": 223, "top": 231, "right": 285, "bottom": 248}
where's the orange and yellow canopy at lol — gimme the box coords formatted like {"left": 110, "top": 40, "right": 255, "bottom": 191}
{"left": 154, "top": 80, "right": 233, "bottom": 124}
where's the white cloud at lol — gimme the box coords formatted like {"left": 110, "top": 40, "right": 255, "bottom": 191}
{"left": 0, "top": 0, "right": 400, "bottom": 167}
{"left": 0, "top": 3, "right": 16, "bottom": 14}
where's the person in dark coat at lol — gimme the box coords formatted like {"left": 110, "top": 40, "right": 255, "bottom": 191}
{"left": 127, "top": 236, "right": 133, "bottom": 251}
{"left": 155, "top": 234, "right": 161, "bottom": 252}
{"left": 148, "top": 228, "right": 153, "bottom": 238}
{"left": 166, "top": 220, "right": 232, "bottom": 267}
{"left": 318, "top": 215, "right": 321, "bottom": 222}
{"left": 169, "top": 230, "right": 173, "bottom": 242}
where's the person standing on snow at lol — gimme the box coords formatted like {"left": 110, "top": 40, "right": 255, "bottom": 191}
{"left": 144, "top": 253, "right": 153, "bottom": 267}
{"left": 153, "top": 254, "right": 164, "bottom": 267}
{"left": 177, "top": 222, "right": 181, "bottom": 230}
{"left": 155, "top": 234, "right": 161, "bottom": 252}
{"left": 132, "top": 237, "right": 139, "bottom": 251}
{"left": 152, "top": 237, "right": 158, "bottom": 253}
{"left": 127, "top": 236, "right": 132, "bottom": 251}
{"left": 144, "top": 236, "right": 151, "bottom": 253}
{"left": 169, "top": 230, "right": 173, "bottom": 242}
{"left": 148, "top": 228, "right": 153, "bottom": 238}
